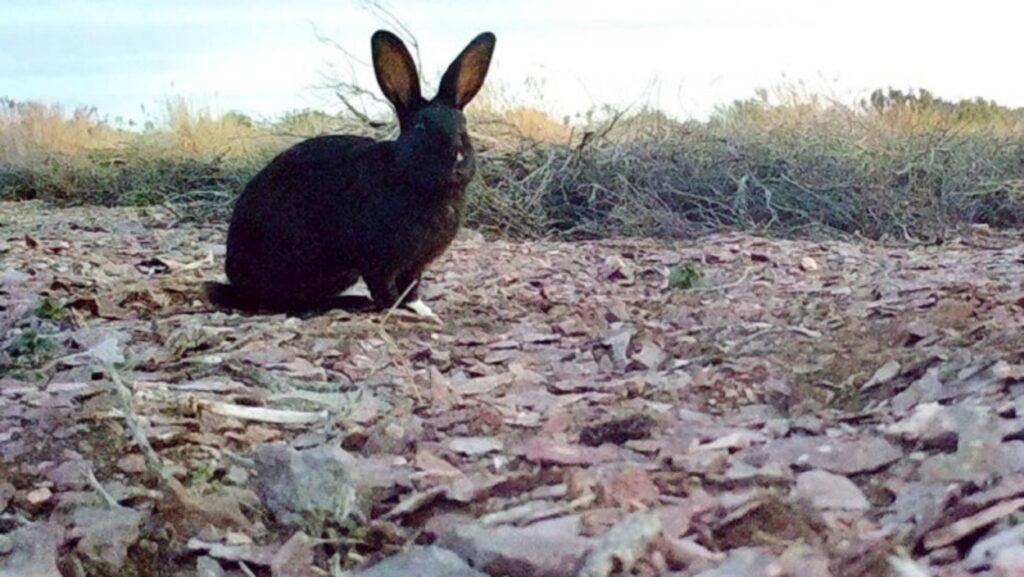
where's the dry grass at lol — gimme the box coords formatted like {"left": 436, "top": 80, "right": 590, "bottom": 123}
{"left": 0, "top": 99, "right": 123, "bottom": 162}
{"left": 157, "top": 97, "right": 263, "bottom": 158}
{"left": 2, "top": 87, "right": 1024, "bottom": 240}
{"left": 467, "top": 88, "right": 572, "bottom": 147}
{"left": 467, "top": 88, "right": 1024, "bottom": 240}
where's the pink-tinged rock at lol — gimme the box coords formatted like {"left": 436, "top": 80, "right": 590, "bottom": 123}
{"left": 269, "top": 532, "right": 318, "bottom": 577}
{"left": 799, "top": 257, "right": 820, "bottom": 272}
{"left": 721, "top": 461, "right": 792, "bottom": 487}
{"left": 597, "top": 469, "right": 661, "bottom": 508}
{"left": 22, "top": 487, "right": 54, "bottom": 513}
{"left": 923, "top": 498, "right": 1024, "bottom": 551}
{"left": 669, "top": 449, "right": 730, "bottom": 475}
{"left": 116, "top": 454, "right": 148, "bottom": 475}
{"left": 656, "top": 490, "right": 721, "bottom": 538}
{"left": 523, "top": 437, "right": 621, "bottom": 466}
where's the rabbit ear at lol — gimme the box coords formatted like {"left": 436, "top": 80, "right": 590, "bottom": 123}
{"left": 372, "top": 30, "right": 423, "bottom": 118}
{"left": 436, "top": 32, "right": 496, "bottom": 109}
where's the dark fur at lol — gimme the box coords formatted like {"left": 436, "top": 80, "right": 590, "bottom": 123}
{"left": 204, "top": 30, "right": 495, "bottom": 314}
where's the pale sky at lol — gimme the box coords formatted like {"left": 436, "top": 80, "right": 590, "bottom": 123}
{"left": 1, "top": 0, "right": 1021, "bottom": 123}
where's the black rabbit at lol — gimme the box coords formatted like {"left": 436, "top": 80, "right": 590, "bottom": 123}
{"left": 204, "top": 30, "right": 496, "bottom": 318}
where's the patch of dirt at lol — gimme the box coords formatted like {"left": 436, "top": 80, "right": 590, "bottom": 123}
{"left": 2, "top": 200, "right": 1024, "bottom": 576}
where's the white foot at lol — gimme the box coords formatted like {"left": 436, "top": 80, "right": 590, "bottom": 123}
{"left": 405, "top": 299, "right": 440, "bottom": 321}
{"left": 340, "top": 277, "right": 371, "bottom": 298}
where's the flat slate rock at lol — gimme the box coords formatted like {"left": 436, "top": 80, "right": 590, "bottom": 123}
{"left": 352, "top": 546, "right": 486, "bottom": 577}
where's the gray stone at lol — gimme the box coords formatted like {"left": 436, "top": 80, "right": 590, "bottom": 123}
{"left": 579, "top": 513, "right": 662, "bottom": 577}
{"left": 71, "top": 505, "right": 146, "bottom": 567}
{"left": 435, "top": 516, "right": 591, "bottom": 577}
{"left": 196, "top": 556, "right": 226, "bottom": 577}
{"left": 693, "top": 547, "right": 779, "bottom": 577}
{"left": 965, "top": 522, "right": 1024, "bottom": 569}
{"left": 793, "top": 470, "right": 870, "bottom": 511}
{"left": 448, "top": 436, "right": 505, "bottom": 457}
{"left": 884, "top": 402, "right": 958, "bottom": 449}
{"left": 746, "top": 435, "right": 902, "bottom": 475}
{"left": 0, "top": 522, "right": 63, "bottom": 577}
{"left": 353, "top": 546, "right": 486, "bottom": 577}
{"left": 253, "top": 443, "right": 359, "bottom": 532}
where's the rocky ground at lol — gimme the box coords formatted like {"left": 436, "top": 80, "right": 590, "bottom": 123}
{"left": 1, "top": 200, "right": 1023, "bottom": 577}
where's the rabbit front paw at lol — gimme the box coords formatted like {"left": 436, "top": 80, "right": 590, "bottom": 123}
{"left": 404, "top": 299, "right": 441, "bottom": 321}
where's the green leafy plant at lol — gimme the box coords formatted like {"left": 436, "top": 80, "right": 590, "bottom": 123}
{"left": 34, "top": 296, "right": 69, "bottom": 322}
{"left": 5, "top": 331, "right": 58, "bottom": 369}
{"left": 188, "top": 463, "right": 225, "bottom": 495}
{"left": 669, "top": 263, "right": 705, "bottom": 290}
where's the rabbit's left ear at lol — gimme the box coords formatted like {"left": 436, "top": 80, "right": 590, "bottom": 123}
{"left": 436, "top": 32, "right": 496, "bottom": 109}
